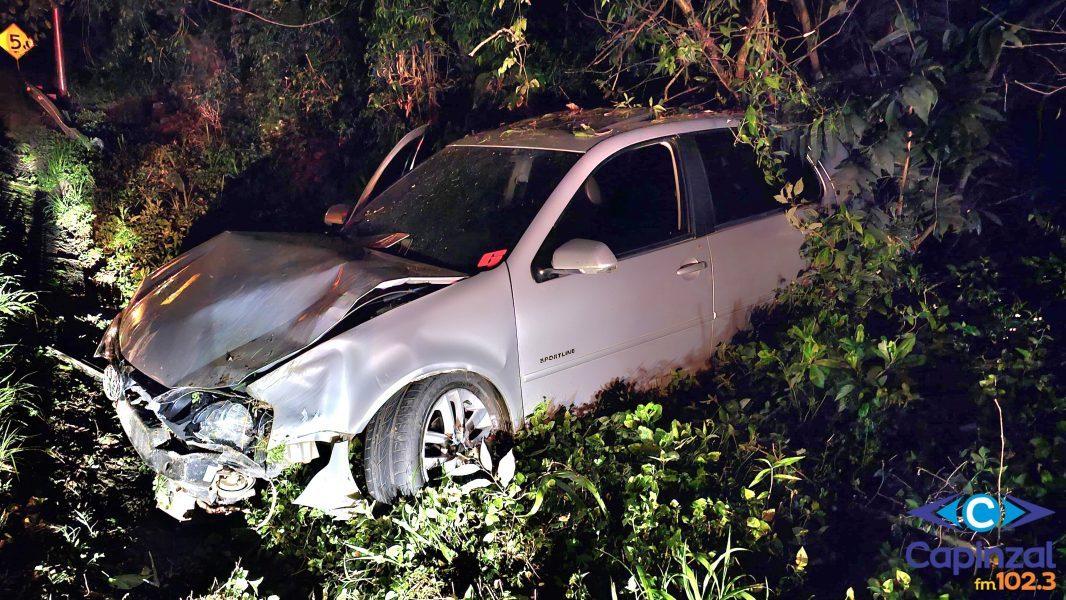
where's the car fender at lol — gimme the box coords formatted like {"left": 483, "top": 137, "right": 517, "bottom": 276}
{"left": 246, "top": 265, "right": 522, "bottom": 448}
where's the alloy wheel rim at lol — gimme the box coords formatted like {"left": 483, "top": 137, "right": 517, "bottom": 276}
{"left": 421, "top": 387, "right": 493, "bottom": 479}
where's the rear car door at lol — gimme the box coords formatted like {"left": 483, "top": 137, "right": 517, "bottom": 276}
{"left": 687, "top": 130, "right": 807, "bottom": 341}
{"left": 513, "top": 137, "right": 716, "bottom": 409}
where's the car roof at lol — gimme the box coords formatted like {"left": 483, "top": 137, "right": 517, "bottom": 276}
{"left": 449, "top": 107, "right": 742, "bottom": 153}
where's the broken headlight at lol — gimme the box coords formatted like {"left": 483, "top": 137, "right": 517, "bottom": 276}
{"left": 189, "top": 400, "right": 255, "bottom": 450}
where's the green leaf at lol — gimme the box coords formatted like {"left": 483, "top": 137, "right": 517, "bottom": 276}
{"left": 870, "top": 142, "right": 895, "bottom": 175}
{"left": 795, "top": 546, "right": 808, "bottom": 571}
{"left": 524, "top": 488, "right": 545, "bottom": 517}
{"left": 108, "top": 573, "right": 146, "bottom": 590}
{"left": 896, "top": 334, "right": 916, "bottom": 360}
{"left": 872, "top": 28, "right": 908, "bottom": 51}
{"left": 901, "top": 76, "right": 938, "bottom": 122}
{"left": 809, "top": 365, "right": 827, "bottom": 388}
{"left": 448, "top": 462, "right": 482, "bottom": 477}
{"left": 774, "top": 456, "right": 805, "bottom": 468}
{"left": 497, "top": 449, "right": 516, "bottom": 486}
{"left": 553, "top": 471, "right": 607, "bottom": 513}
{"left": 743, "top": 105, "right": 758, "bottom": 136}
{"left": 461, "top": 478, "right": 492, "bottom": 493}
{"left": 979, "top": 26, "right": 1003, "bottom": 68}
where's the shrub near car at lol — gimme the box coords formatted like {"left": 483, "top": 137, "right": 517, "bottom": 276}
{"left": 96, "top": 108, "right": 830, "bottom": 518}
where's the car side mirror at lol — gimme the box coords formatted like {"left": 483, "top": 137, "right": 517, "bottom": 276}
{"left": 551, "top": 239, "right": 618, "bottom": 275}
{"left": 324, "top": 203, "right": 352, "bottom": 226}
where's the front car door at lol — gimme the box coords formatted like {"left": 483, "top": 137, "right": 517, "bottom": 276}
{"left": 511, "top": 137, "right": 716, "bottom": 410}
{"left": 353, "top": 125, "right": 429, "bottom": 211}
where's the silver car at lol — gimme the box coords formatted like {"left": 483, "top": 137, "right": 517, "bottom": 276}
{"left": 96, "top": 108, "right": 830, "bottom": 518}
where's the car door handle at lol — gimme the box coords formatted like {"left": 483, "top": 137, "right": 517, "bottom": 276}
{"left": 676, "top": 260, "right": 707, "bottom": 276}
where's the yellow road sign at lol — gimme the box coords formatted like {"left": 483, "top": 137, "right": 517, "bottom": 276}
{"left": 1, "top": 24, "right": 34, "bottom": 60}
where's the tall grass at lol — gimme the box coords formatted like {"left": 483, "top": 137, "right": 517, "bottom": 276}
{"left": 0, "top": 247, "right": 35, "bottom": 484}
{"left": 627, "top": 533, "right": 766, "bottom": 600}
{"left": 0, "top": 255, "right": 34, "bottom": 319}
{"left": 0, "top": 423, "right": 25, "bottom": 475}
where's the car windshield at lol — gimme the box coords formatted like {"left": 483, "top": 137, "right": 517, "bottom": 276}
{"left": 345, "top": 146, "right": 580, "bottom": 273}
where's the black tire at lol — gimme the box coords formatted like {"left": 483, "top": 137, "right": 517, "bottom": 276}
{"left": 363, "top": 372, "right": 508, "bottom": 503}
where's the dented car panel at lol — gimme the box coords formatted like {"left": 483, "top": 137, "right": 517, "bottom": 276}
{"left": 115, "top": 231, "right": 462, "bottom": 389}
{"left": 246, "top": 264, "right": 524, "bottom": 447}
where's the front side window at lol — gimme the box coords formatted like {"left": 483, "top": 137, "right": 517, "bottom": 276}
{"left": 534, "top": 140, "right": 687, "bottom": 277}
{"left": 345, "top": 146, "right": 579, "bottom": 273}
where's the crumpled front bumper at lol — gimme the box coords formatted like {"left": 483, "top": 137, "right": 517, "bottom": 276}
{"left": 114, "top": 398, "right": 269, "bottom": 513}
{"left": 100, "top": 312, "right": 363, "bottom": 521}
{"left": 104, "top": 360, "right": 276, "bottom": 519}
{"left": 113, "top": 389, "right": 364, "bottom": 521}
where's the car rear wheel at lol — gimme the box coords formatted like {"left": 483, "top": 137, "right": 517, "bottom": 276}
{"left": 363, "top": 372, "right": 507, "bottom": 502}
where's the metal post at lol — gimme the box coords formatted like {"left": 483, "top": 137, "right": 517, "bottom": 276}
{"left": 52, "top": 3, "right": 68, "bottom": 97}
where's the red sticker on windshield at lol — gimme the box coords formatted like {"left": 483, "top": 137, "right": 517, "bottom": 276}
{"left": 477, "top": 249, "right": 507, "bottom": 269}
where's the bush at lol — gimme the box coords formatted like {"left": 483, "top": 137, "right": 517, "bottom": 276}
{"left": 251, "top": 397, "right": 806, "bottom": 598}
{"left": 246, "top": 203, "right": 1063, "bottom": 598}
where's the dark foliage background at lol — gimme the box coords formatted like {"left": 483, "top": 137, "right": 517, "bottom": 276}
{"left": 0, "top": 0, "right": 1063, "bottom": 597}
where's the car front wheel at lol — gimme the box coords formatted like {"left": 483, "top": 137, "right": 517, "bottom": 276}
{"left": 363, "top": 372, "right": 507, "bottom": 502}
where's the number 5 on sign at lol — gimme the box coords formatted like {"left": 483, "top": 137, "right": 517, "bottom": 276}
{"left": 1, "top": 24, "right": 34, "bottom": 60}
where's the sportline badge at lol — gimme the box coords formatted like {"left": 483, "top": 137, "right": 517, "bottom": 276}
{"left": 1, "top": 24, "right": 34, "bottom": 60}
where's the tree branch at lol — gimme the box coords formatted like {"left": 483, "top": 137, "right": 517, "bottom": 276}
{"left": 734, "top": 0, "right": 768, "bottom": 81}
{"left": 205, "top": 0, "right": 345, "bottom": 29}
{"left": 789, "top": 0, "right": 823, "bottom": 80}
{"left": 671, "top": 0, "right": 734, "bottom": 91}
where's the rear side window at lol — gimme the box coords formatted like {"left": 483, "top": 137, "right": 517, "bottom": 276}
{"left": 691, "top": 131, "right": 780, "bottom": 226}
{"left": 534, "top": 140, "right": 687, "bottom": 276}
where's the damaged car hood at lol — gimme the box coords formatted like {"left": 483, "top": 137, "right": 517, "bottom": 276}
{"left": 117, "top": 231, "right": 462, "bottom": 389}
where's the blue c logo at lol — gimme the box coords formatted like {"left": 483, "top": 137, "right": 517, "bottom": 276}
{"left": 961, "top": 494, "right": 999, "bottom": 532}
